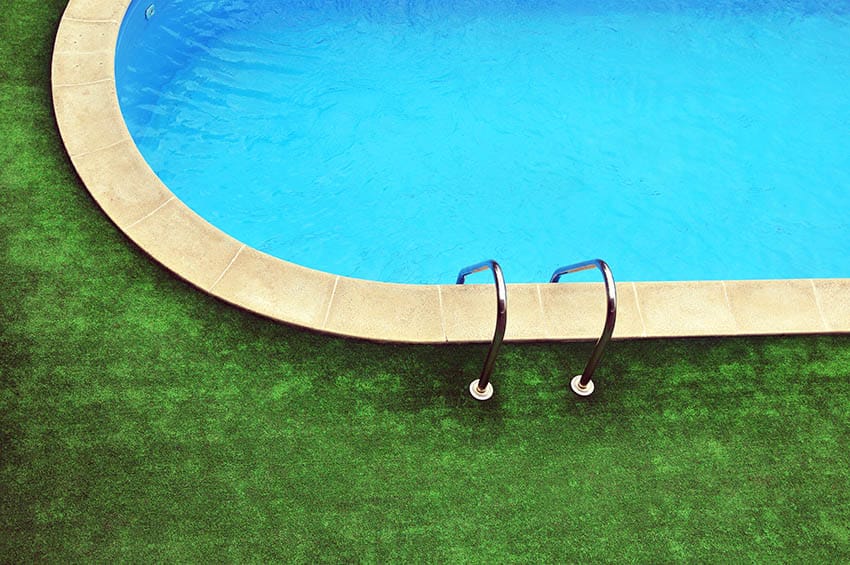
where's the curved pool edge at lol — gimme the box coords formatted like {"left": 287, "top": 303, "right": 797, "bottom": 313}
{"left": 52, "top": 0, "right": 850, "bottom": 344}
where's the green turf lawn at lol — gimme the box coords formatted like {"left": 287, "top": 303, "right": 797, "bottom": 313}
{"left": 2, "top": 1, "right": 849, "bottom": 561}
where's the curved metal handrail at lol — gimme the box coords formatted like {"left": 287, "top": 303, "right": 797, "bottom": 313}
{"left": 457, "top": 260, "right": 507, "bottom": 401}
{"left": 550, "top": 259, "right": 617, "bottom": 397}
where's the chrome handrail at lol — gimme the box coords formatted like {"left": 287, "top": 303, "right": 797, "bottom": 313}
{"left": 550, "top": 259, "right": 617, "bottom": 397}
{"left": 457, "top": 260, "right": 507, "bottom": 401}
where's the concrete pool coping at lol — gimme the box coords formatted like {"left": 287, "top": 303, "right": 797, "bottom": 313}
{"left": 52, "top": 0, "right": 850, "bottom": 343}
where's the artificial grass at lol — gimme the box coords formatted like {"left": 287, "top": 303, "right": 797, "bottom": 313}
{"left": 2, "top": 1, "right": 850, "bottom": 561}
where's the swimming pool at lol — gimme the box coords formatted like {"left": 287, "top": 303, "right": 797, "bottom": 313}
{"left": 116, "top": 0, "right": 850, "bottom": 284}
{"left": 53, "top": 0, "right": 850, "bottom": 342}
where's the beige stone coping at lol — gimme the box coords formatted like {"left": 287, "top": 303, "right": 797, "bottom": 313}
{"left": 52, "top": 0, "right": 850, "bottom": 343}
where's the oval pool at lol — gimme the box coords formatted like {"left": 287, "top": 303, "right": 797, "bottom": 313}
{"left": 53, "top": 0, "right": 850, "bottom": 342}
{"left": 115, "top": 0, "right": 850, "bottom": 284}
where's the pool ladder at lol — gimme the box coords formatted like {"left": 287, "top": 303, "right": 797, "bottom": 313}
{"left": 457, "top": 260, "right": 507, "bottom": 401}
{"left": 457, "top": 258, "right": 617, "bottom": 400}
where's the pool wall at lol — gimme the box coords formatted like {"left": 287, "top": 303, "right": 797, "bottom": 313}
{"left": 52, "top": 0, "right": 850, "bottom": 343}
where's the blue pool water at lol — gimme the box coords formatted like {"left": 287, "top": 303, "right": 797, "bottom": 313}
{"left": 116, "top": 0, "right": 850, "bottom": 284}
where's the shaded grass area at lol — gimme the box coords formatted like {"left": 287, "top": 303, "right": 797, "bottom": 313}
{"left": 2, "top": 1, "right": 849, "bottom": 561}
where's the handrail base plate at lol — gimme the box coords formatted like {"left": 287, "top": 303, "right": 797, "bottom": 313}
{"left": 570, "top": 375, "right": 595, "bottom": 397}
{"left": 469, "top": 379, "right": 494, "bottom": 401}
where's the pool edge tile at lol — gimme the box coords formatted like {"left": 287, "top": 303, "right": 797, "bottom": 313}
{"left": 211, "top": 247, "right": 337, "bottom": 330}
{"left": 441, "top": 283, "right": 545, "bottom": 343}
{"left": 63, "top": 0, "right": 130, "bottom": 21}
{"left": 540, "top": 282, "right": 645, "bottom": 341}
{"left": 53, "top": 80, "right": 126, "bottom": 157}
{"left": 124, "top": 199, "right": 245, "bottom": 291}
{"left": 725, "top": 279, "right": 826, "bottom": 335}
{"left": 323, "top": 279, "right": 445, "bottom": 343}
{"left": 811, "top": 279, "right": 850, "bottom": 333}
{"left": 635, "top": 281, "right": 738, "bottom": 337}
{"left": 53, "top": 17, "right": 120, "bottom": 55}
{"left": 52, "top": 50, "right": 113, "bottom": 86}
{"left": 71, "top": 139, "right": 174, "bottom": 227}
